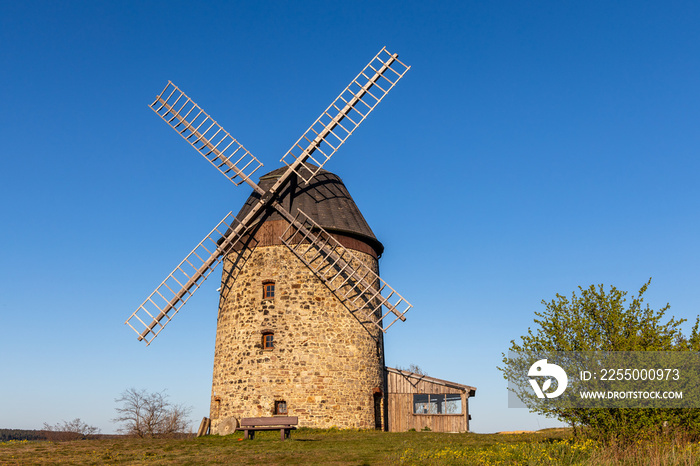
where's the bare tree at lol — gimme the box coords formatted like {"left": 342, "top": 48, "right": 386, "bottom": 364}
{"left": 396, "top": 364, "right": 427, "bottom": 376}
{"left": 42, "top": 418, "right": 100, "bottom": 441}
{"left": 113, "top": 388, "right": 191, "bottom": 438}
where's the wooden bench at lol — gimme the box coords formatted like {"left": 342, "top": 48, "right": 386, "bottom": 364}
{"left": 240, "top": 416, "right": 298, "bottom": 440}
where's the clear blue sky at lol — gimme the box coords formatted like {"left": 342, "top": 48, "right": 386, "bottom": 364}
{"left": 1, "top": 1, "right": 699, "bottom": 434}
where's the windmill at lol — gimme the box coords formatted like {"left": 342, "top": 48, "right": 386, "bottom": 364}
{"left": 126, "top": 47, "right": 412, "bottom": 431}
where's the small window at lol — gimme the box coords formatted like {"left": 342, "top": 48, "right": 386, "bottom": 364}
{"left": 275, "top": 400, "right": 287, "bottom": 415}
{"left": 263, "top": 281, "right": 275, "bottom": 299}
{"left": 262, "top": 332, "right": 274, "bottom": 350}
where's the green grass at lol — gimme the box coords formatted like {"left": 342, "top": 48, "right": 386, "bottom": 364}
{"left": 1, "top": 428, "right": 699, "bottom": 465}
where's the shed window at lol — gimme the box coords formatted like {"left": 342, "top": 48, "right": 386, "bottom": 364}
{"left": 413, "top": 394, "right": 462, "bottom": 415}
{"left": 263, "top": 281, "right": 275, "bottom": 299}
{"left": 275, "top": 400, "right": 287, "bottom": 415}
{"left": 262, "top": 332, "right": 274, "bottom": 350}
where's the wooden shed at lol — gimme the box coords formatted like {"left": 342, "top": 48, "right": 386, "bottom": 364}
{"left": 385, "top": 367, "right": 476, "bottom": 432}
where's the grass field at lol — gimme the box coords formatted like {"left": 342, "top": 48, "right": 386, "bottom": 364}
{"left": 2, "top": 428, "right": 700, "bottom": 465}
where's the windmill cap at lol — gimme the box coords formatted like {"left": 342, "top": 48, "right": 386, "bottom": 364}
{"left": 236, "top": 163, "right": 384, "bottom": 257}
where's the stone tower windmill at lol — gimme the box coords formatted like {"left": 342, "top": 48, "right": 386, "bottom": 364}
{"left": 126, "top": 48, "right": 412, "bottom": 432}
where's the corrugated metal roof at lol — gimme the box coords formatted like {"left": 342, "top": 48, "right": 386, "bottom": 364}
{"left": 236, "top": 164, "right": 384, "bottom": 256}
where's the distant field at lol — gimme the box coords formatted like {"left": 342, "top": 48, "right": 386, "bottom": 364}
{"left": 1, "top": 428, "right": 698, "bottom": 465}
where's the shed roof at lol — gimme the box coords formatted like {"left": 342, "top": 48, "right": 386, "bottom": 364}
{"left": 236, "top": 163, "right": 384, "bottom": 256}
{"left": 385, "top": 367, "right": 477, "bottom": 397}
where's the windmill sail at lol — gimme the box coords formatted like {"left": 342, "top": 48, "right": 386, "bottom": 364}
{"left": 280, "top": 209, "right": 412, "bottom": 333}
{"left": 129, "top": 48, "right": 412, "bottom": 345}
{"left": 150, "top": 82, "right": 264, "bottom": 193}
{"left": 125, "top": 212, "right": 247, "bottom": 344}
{"left": 280, "top": 47, "right": 410, "bottom": 184}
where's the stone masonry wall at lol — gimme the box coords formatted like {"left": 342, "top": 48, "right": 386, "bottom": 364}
{"left": 210, "top": 241, "right": 385, "bottom": 433}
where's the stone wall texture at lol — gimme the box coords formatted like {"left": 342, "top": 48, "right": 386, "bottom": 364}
{"left": 210, "top": 238, "right": 386, "bottom": 433}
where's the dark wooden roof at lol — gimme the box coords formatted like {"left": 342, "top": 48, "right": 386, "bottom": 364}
{"left": 236, "top": 164, "right": 384, "bottom": 256}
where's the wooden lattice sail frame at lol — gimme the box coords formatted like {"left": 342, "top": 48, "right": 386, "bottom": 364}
{"left": 126, "top": 47, "right": 411, "bottom": 345}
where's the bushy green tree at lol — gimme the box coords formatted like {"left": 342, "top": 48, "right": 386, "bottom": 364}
{"left": 501, "top": 279, "right": 700, "bottom": 442}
